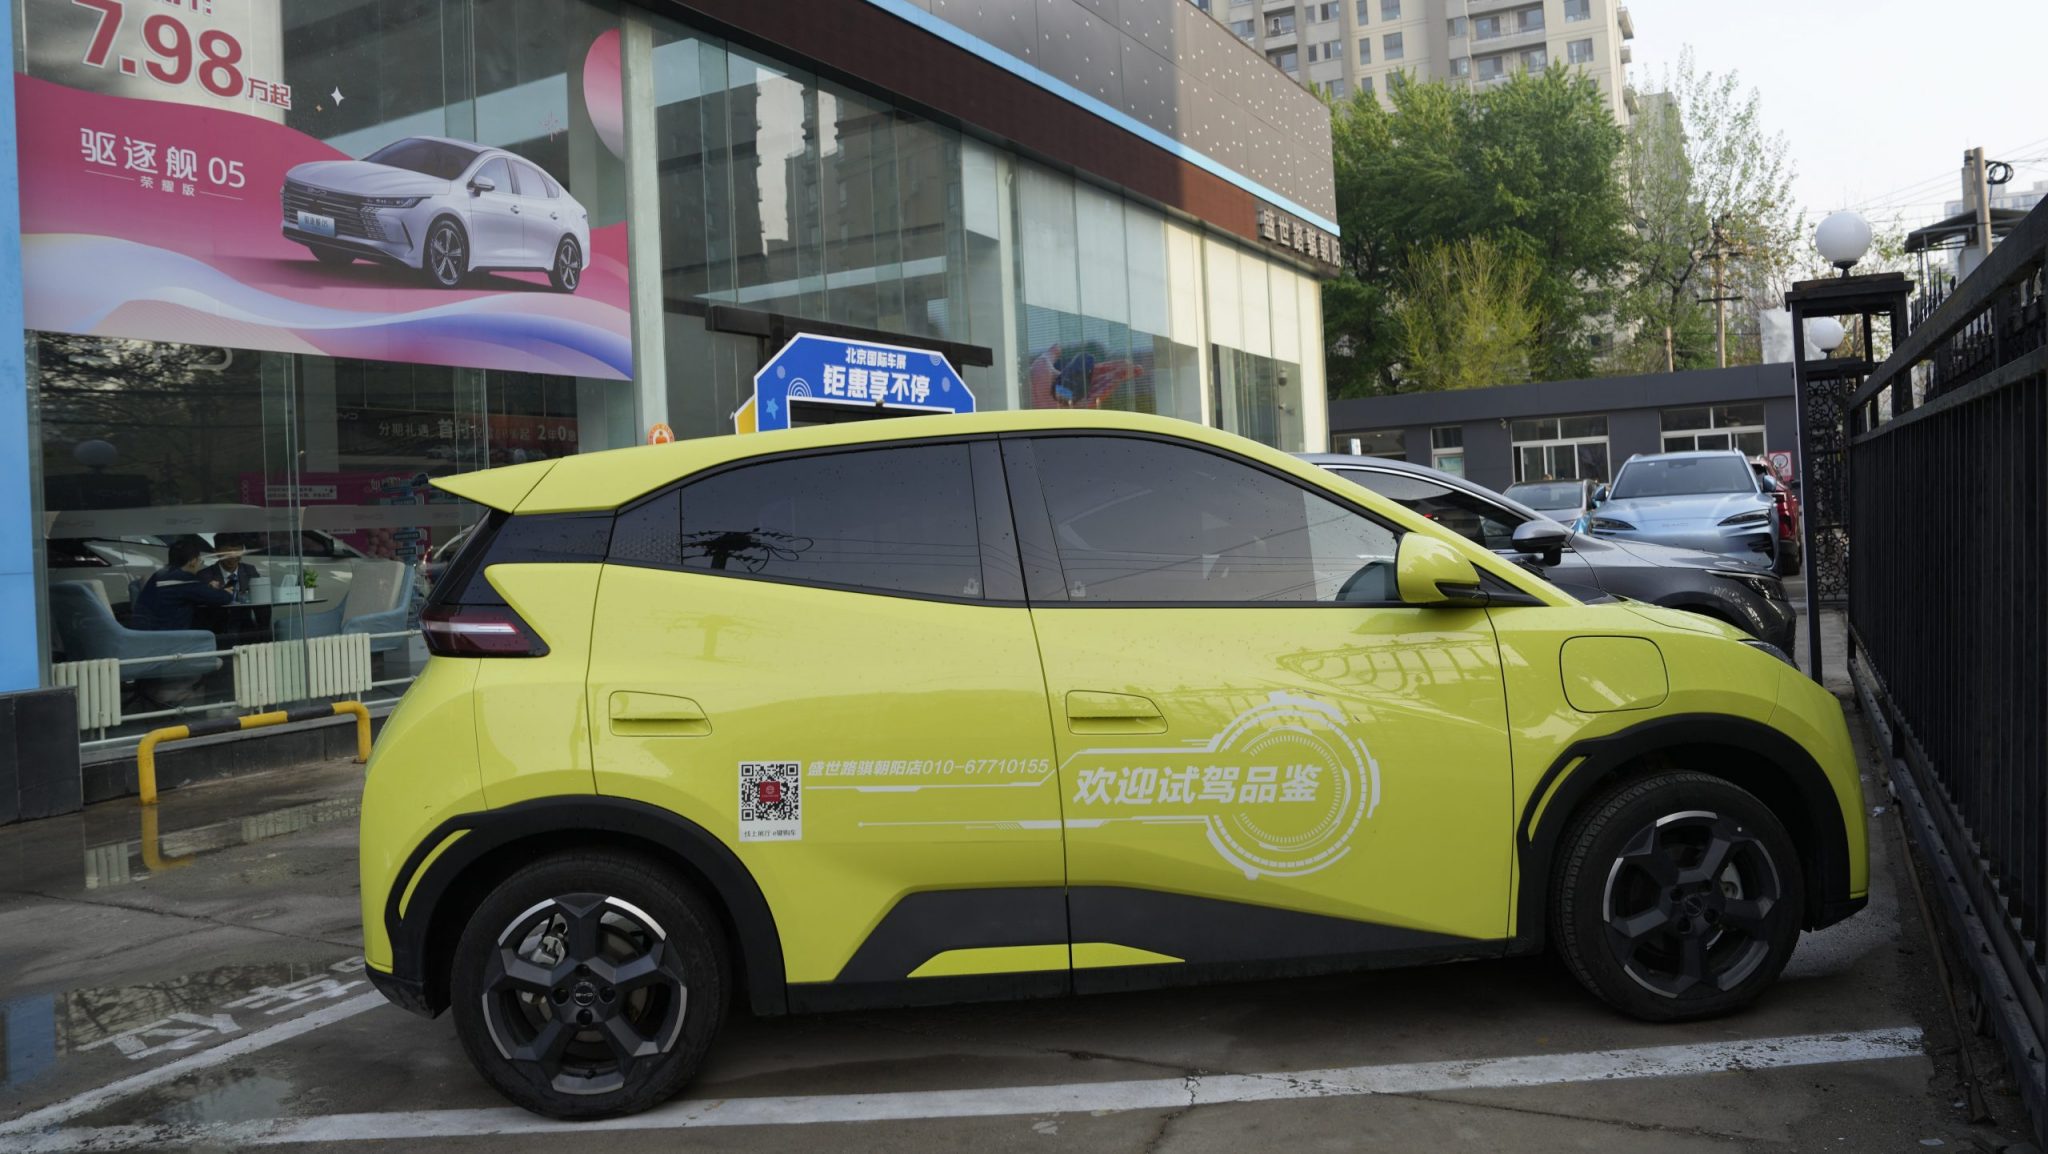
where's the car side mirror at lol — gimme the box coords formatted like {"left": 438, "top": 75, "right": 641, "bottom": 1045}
{"left": 1395, "top": 533, "right": 1483, "bottom": 606}
{"left": 469, "top": 175, "right": 496, "bottom": 195}
{"left": 1511, "top": 518, "right": 1570, "bottom": 567}
{"left": 1593, "top": 484, "right": 1609, "bottom": 503}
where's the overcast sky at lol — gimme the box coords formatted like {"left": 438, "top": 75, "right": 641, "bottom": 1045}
{"left": 1622, "top": 0, "right": 2048, "bottom": 235}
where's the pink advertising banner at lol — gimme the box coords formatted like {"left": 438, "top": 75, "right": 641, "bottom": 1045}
{"left": 15, "top": 5, "right": 633, "bottom": 379}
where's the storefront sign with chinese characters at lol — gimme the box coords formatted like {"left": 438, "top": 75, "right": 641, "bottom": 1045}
{"left": 1257, "top": 206, "right": 1343, "bottom": 271}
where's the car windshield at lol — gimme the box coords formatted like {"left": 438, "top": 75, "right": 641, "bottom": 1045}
{"left": 1504, "top": 481, "right": 1584, "bottom": 508}
{"left": 1610, "top": 456, "right": 1754, "bottom": 499}
{"left": 363, "top": 138, "right": 480, "bottom": 180}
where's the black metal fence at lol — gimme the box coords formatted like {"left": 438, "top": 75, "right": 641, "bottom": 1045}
{"left": 1846, "top": 200, "right": 2046, "bottom": 1133}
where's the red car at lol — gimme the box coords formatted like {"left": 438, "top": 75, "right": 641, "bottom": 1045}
{"left": 1750, "top": 460, "right": 1801, "bottom": 577}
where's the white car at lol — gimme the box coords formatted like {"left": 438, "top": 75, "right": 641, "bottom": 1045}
{"left": 281, "top": 136, "right": 591, "bottom": 292}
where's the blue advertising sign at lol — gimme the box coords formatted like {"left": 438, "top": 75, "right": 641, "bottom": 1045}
{"left": 736, "top": 333, "right": 973, "bottom": 433}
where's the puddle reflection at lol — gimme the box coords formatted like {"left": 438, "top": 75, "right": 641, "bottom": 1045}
{"left": 84, "top": 796, "right": 360, "bottom": 891}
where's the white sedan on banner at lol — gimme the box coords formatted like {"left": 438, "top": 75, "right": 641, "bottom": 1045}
{"left": 282, "top": 137, "right": 591, "bottom": 293}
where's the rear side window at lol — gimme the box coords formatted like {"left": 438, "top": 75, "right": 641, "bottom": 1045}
{"left": 427, "top": 510, "right": 614, "bottom": 608}
{"left": 613, "top": 444, "right": 985, "bottom": 599}
{"left": 1333, "top": 469, "right": 1521, "bottom": 552}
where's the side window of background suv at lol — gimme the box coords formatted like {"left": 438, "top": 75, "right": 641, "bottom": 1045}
{"left": 1334, "top": 469, "right": 1523, "bottom": 552}
{"left": 609, "top": 444, "right": 988, "bottom": 599}
{"left": 1022, "top": 436, "right": 1401, "bottom": 603}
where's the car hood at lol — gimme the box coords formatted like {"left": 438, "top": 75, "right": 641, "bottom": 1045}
{"left": 285, "top": 160, "right": 450, "bottom": 198}
{"left": 1598, "top": 492, "right": 1767, "bottom": 526}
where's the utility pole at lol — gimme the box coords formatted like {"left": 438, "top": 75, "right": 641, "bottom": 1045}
{"left": 1966, "top": 146, "right": 1996, "bottom": 267}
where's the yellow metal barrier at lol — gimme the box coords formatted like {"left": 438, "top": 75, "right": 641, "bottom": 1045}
{"left": 138, "top": 700, "right": 371, "bottom": 806}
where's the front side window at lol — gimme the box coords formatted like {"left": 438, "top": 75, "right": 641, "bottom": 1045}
{"left": 647, "top": 444, "right": 984, "bottom": 598}
{"left": 1333, "top": 470, "right": 1521, "bottom": 552}
{"left": 1027, "top": 437, "right": 1401, "bottom": 604}
{"left": 473, "top": 157, "right": 514, "bottom": 193}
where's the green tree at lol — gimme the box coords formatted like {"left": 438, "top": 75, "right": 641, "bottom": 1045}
{"left": 1615, "top": 51, "right": 1800, "bottom": 373}
{"left": 1392, "top": 236, "right": 1541, "bottom": 391}
{"left": 1322, "top": 65, "right": 1629, "bottom": 395}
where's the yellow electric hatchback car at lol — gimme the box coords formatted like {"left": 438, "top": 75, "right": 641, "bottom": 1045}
{"left": 360, "top": 410, "right": 1867, "bottom": 1118}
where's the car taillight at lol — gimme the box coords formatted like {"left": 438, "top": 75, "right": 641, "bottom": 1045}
{"left": 421, "top": 603, "right": 550, "bottom": 658}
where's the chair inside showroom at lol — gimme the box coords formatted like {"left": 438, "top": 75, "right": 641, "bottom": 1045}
{"left": 47, "top": 580, "right": 221, "bottom": 683}
{"left": 340, "top": 561, "right": 417, "bottom": 654}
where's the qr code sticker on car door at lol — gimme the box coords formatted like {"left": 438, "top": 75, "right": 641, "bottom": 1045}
{"left": 738, "top": 761, "right": 802, "bottom": 842}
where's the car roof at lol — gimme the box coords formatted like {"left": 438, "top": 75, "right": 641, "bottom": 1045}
{"left": 1620, "top": 449, "right": 1747, "bottom": 463}
{"left": 450, "top": 411, "right": 1333, "bottom": 514}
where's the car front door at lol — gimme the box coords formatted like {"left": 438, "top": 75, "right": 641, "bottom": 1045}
{"left": 584, "top": 440, "right": 1070, "bottom": 1001}
{"left": 1007, "top": 435, "right": 1515, "bottom": 987}
{"left": 464, "top": 157, "right": 521, "bottom": 267}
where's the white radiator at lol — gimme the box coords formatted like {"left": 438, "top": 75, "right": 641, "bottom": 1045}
{"left": 235, "top": 634, "right": 373, "bottom": 709}
{"left": 51, "top": 659, "right": 123, "bottom": 730}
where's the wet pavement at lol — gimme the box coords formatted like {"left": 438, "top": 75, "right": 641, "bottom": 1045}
{"left": 0, "top": 719, "right": 2027, "bottom": 1152}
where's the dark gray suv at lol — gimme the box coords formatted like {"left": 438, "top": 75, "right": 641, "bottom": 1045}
{"left": 1303, "top": 454, "right": 1796, "bottom": 657}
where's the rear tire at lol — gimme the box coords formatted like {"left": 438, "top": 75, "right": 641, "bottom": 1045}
{"left": 449, "top": 850, "right": 728, "bottom": 1119}
{"left": 1551, "top": 772, "right": 1803, "bottom": 1022}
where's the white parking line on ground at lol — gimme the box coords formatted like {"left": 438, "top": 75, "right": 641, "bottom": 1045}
{"left": 0, "top": 992, "right": 386, "bottom": 1138}
{"left": 0, "top": 1025, "right": 1924, "bottom": 1152}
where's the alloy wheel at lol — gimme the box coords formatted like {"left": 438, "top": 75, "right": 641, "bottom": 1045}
{"left": 480, "top": 894, "right": 689, "bottom": 1096}
{"left": 1601, "top": 809, "right": 1782, "bottom": 998}
{"left": 428, "top": 223, "right": 466, "bottom": 287}
{"left": 554, "top": 238, "right": 581, "bottom": 292}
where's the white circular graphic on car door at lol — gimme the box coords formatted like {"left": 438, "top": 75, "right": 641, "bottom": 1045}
{"left": 1063, "top": 691, "right": 1381, "bottom": 880}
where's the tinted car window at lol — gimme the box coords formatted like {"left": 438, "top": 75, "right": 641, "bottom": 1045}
{"left": 668, "top": 445, "right": 983, "bottom": 598}
{"left": 1610, "top": 456, "right": 1755, "bottom": 499}
{"left": 513, "top": 161, "right": 556, "bottom": 198}
{"left": 1029, "top": 437, "right": 1400, "bottom": 603}
{"left": 1332, "top": 469, "right": 1522, "bottom": 552}
{"left": 473, "top": 157, "right": 513, "bottom": 192}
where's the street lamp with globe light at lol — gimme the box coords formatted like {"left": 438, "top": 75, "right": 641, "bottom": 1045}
{"left": 1814, "top": 211, "right": 1872, "bottom": 274}
{"left": 1805, "top": 316, "right": 1846, "bottom": 357}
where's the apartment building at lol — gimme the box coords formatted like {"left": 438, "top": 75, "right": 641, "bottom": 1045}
{"left": 1197, "top": 0, "right": 1635, "bottom": 125}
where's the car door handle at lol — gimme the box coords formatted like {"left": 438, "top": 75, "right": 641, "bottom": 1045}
{"left": 510, "top": 205, "right": 521, "bottom": 214}
{"left": 1064, "top": 691, "right": 1166, "bottom": 735}
{"left": 608, "top": 692, "right": 711, "bottom": 737}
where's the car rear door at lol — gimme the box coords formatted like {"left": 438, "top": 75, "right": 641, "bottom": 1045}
{"left": 1007, "top": 435, "right": 1515, "bottom": 988}
{"left": 584, "top": 439, "right": 1070, "bottom": 1002}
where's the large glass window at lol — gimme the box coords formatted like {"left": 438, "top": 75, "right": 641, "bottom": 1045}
{"left": 1431, "top": 426, "right": 1466, "bottom": 475}
{"left": 1511, "top": 416, "right": 1610, "bottom": 482}
{"left": 1337, "top": 429, "right": 1406, "bottom": 459}
{"left": 1662, "top": 404, "right": 1766, "bottom": 456}
{"left": 671, "top": 445, "right": 983, "bottom": 597}
{"left": 1027, "top": 437, "right": 1400, "bottom": 604}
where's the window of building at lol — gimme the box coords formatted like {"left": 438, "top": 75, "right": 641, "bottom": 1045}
{"left": 1476, "top": 53, "right": 1507, "bottom": 80}
{"left": 1520, "top": 46, "right": 1548, "bottom": 71}
{"left": 1564, "top": 0, "right": 1592, "bottom": 21}
{"left": 1447, "top": 16, "right": 1467, "bottom": 38}
{"left": 1387, "top": 70, "right": 1407, "bottom": 92}
{"left": 1318, "top": 39, "right": 1341, "bottom": 60}
{"left": 673, "top": 445, "right": 983, "bottom": 598}
{"left": 1188, "top": 0, "right": 1211, "bottom": 10}
{"left": 1338, "top": 429, "right": 1406, "bottom": 459}
{"left": 1510, "top": 417, "right": 1610, "bottom": 482}
{"left": 1358, "top": 38, "right": 1372, "bottom": 64}
{"left": 1026, "top": 437, "right": 1402, "bottom": 604}
{"left": 1431, "top": 426, "right": 1466, "bottom": 476}
{"left": 1230, "top": 18, "right": 1255, "bottom": 37}
{"left": 1567, "top": 38, "right": 1595, "bottom": 63}
{"left": 1661, "top": 404, "right": 1767, "bottom": 456}
{"left": 1381, "top": 0, "right": 1401, "bottom": 21}
{"left": 1316, "top": 2, "right": 1341, "bottom": 21}
{"left": 1383, "top": 31, "right": 1404, "bottom": 60}
{"left": 1269, "top": 47, "right": 1299, "bottom": 71}
{"left": 1472, "top": 13, "right": 1504, "bottom": 39}
{"left": 1517, "top": 6, "right": 1545, "bottom": 32}
{"left": 1268, "top": 11, "right": 1296, "bottom": 34}
{"left": 1360, "top": 74, "right": 1375, "bottom": 94}
{"left": 1325, "top": 77, "right": 1349, "bottom": 98}
{"left": 1356, "top": 0, "right": 1370, "bottom": 23}
{"left": 1451, "top": 56, "right": 1471, "bottom": 77}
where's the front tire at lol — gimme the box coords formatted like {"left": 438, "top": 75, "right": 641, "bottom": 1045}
{"left": 449, "top": 850, "right": 728, "bottom": 1119}
{"left": 422, "top": 219, "right": 469, "bottom": 288}
{"left": 1552, "top": 772, "right": 1803, "bottom": 1022}
{"left": 549, "top": 236, "right": 582, "bottom": 293}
